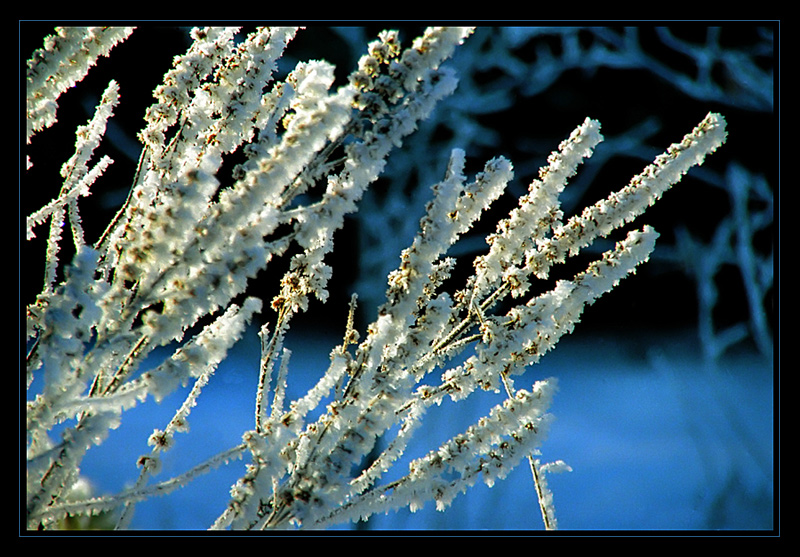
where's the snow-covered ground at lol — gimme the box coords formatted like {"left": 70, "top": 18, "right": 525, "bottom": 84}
{"left": 73, "top": 324, "right": 774, "bottom": 531}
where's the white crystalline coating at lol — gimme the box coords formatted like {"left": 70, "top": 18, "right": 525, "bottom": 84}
{"left": 528, "top": 112, "right": 727, "bottom": 278}
{"left": 25, "top": 25, "right": 728, "bottom": 532}
{"left": 26, "top": 27, "right": 134, "bottom": 143}
{"left": 472, "top": 117, "right": 602, "bottom": 300}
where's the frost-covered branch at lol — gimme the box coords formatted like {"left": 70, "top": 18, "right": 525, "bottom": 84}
{"left": 25, "top": 25, "right": 727, "bottom": 531}
{"left": 26, "top": 26, "right": 134, "bottom": 147}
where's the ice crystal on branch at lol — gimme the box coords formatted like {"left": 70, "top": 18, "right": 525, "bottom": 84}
{"left": 24, "top": 25, "right": 727, "bottom": 531}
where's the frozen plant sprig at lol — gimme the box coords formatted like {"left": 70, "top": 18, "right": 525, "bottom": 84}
{"left": 25, "top": 25, "right": 476, "bottom": 530}
{"left": 26, "top": 26, "right": 134, "bottom": 148}
{"left": 210, "top": 112, "right": 727, "bottom": 531}
{"left": 25, "top": 25, "right": 727, "bottom": 531}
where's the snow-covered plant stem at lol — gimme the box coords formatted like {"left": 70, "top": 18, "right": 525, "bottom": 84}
{"left": 25, "top": 26, "right": 726, "bottom": 531}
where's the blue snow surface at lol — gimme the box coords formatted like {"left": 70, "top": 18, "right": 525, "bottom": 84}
{"left": 69, "top": 324, "right": 774, "bottom": 532}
